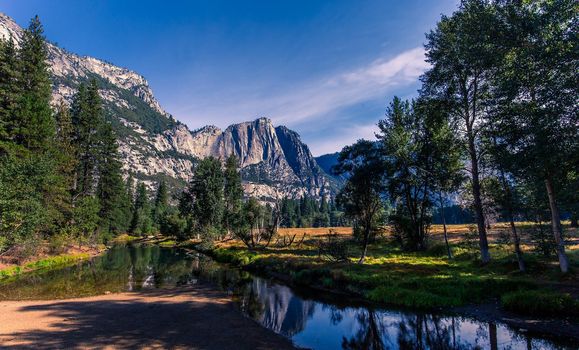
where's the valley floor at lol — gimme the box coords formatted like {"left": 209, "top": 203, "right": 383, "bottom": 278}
{"left": 0, "top": 284, "right": 296, "bottom": 349}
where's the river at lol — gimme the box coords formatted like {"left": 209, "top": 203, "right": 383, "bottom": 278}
{"left": 0, "top": 244, "right": 575, "bottom": 350}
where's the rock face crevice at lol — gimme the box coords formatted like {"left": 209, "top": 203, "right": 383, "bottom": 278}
{"left": 0, "top": 13, "right": 337, "bottom": 200}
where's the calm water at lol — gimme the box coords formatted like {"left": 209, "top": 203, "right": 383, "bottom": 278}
{"left": 0, "top": 244, "right": 575, "bottom": 350}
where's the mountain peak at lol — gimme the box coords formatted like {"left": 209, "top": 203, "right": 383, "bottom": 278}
{"left": 0, "top": 12, "right": 336, "bottom": 201}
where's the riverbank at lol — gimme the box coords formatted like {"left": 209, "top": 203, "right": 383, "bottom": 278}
{"left": 190, "top": 227, "right": 579, "bottom": 339}
{"left": 0, "top": 234, "right": 154, "bottom": 283}
{"left": 0, "top": 245, "right": 105, "bottom": 283}
{"left": 0, "top": 283, "right": 296, "bottom": 349}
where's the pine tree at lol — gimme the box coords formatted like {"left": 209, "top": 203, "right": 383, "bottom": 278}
{"left": 13, "top": 15, "right": 54, "bottom": 151}
{"left": 130, "top": 182, "right": 153, "bottom": 236}
{"left": 53, "top": 101, "right": 78, "bottom": 225}
{"left": 96, "top": 122, "right": 126, "bottom": 233}
{"left": 0, "top": 36, "right": 21, "bottom": 144}
{"left": 153, "top": 179, "right": 169, "bottom": 227}
{"left": 223, "top": 155, "right": 243, "bottom": 233}
{"left": 72, "top": 80, "right": 103, "bottom": 197}
{"left": 180, "top": 157, "right": 225, "bottom": 238}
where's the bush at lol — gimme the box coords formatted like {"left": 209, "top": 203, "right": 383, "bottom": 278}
{"left": 316, "top": 233, "right": 350, "bottom": 262}
{"left": 501, "top": 290, "right": 579, "bottom": 317}
{"left": 48, "top": 232, "right": 70, "bottom": 254}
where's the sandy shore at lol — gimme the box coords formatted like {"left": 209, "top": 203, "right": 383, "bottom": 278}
{"left": 0, "top": 284, "right": 296, "bottom": 349}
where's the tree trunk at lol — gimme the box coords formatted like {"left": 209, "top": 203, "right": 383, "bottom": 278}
{"left": 439, "top": 192, "right": 452, "bottom": 259}
{"left": 497, "top": 165, "right": 525, "bottom": 272}
{"left": 489, "top": 322, "right": 498, "bottom": 350}
{"left": 544, "top": 177, "right": 569, "bottom": 273}
{"left": 468, "top": 136, "right": 490, "bottom": 263}
{"left": 359, "top": 225, "right": 370, "bottom": 264}
{"left": 509, "top": 217, "right": 525, "bottom": 273}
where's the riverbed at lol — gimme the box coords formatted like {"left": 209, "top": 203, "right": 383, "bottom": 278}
{"left": 0, "top": 244, "right": 576, "bottom": 349}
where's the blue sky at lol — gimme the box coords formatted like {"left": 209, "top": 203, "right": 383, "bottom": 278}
{"left": 2, "top": 0, "right": 458, "bottom": 155}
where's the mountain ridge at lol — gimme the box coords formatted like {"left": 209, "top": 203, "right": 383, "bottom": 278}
{"left": 0, "top": 12, "right": 338, "bottom": 201}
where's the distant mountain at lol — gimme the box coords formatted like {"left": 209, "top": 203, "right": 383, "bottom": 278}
{"left": 315, "top": 152, "right": 347, "bottom": 185}
{"left": 0, "top": 13, "right": 339, "bottom": 200}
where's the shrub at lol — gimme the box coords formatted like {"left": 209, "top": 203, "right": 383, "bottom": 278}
{"left": 316, "top": 233, "right": 350, "bottom": 262}
{"left": 48, "top": 232, "right": 70, "bottom": 254}
{"left": 501, "top": 290, "right": 579, "bottom": 317}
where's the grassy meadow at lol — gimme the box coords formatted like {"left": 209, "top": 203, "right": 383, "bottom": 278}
{"left": 201, "top": 223, "right": 579, "bottom": 316}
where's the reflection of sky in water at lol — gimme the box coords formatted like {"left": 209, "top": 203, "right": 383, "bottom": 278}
{"left": 0, "top": 247, "right": 574, "bottom": 350}
{"left": 242, "top": 275, "right": 575, "bottom": 350}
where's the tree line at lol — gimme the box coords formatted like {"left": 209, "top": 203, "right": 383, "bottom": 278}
{"left": 334, "top": 0, "right": 577, "bottom": 272}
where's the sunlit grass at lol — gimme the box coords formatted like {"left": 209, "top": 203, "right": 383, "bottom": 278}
{"left": 202, "top": 224, "right": 579, "bottom": 312}
{"left": 0, "top": 253, "right": 91, "bottom": 283}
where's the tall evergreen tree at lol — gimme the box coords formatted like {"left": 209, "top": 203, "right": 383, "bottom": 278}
{"left": 96, "top": 122, "right": 126, "bottom": 233}
{"left": 131, "top": 182, "right": 153, "bottom": 236}
{"left": 72, "top": 80, "right": 103, "bottom": 197}
{"left": 13, "top": 15, "right": 54, "bottom": 151}
{"left": 223, "top": 155, "right": 243, "bottom": 233}
{"left": 180, "top": 157, "right": 225, "bottom": 238}
{"left": 153, "top": 179, "right": 169, "bottom": 227}
{"left": 0, "top": 36, "right": 21, "bottom": 145}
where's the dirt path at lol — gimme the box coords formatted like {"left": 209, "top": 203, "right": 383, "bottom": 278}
{"left": 0, "top": 284, "right": 296, "bottom": 349}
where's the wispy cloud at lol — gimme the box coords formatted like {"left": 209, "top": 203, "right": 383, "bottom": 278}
{"left": 265, "top": 47, "right": 428, "bottom": 125}
{"left": 174, "top": 47, "right": 428, "bottom": 154}
{"left": 306, "top": 123, "right": 380, "bottom": 156}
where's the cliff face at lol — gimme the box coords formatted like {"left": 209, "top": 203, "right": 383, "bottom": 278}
{"left": 0, "top": 13, "right": 336, "bottom": 200}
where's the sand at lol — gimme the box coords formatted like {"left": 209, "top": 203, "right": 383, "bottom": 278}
{"left": 0, "top": 284, "right": 296, "bottom": 349}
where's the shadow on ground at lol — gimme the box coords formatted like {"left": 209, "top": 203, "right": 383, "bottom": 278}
{"left": 0, "top": 286, "right": 295, "bottom": 350}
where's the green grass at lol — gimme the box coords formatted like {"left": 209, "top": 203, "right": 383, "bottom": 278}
{"left": 0, "top": 253, "right": 91, "bottom": 283}
{"left": 203, "top": 236, "right": 579, "bottom": 312}
{"left": 502, "top": 290, "right": 579, "bottom": 317}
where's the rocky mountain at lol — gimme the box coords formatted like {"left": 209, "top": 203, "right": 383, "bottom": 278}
{"left": 0, "top": 13, "right": 337, "bottom": 200}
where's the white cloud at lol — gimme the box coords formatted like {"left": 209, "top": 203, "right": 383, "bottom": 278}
{"left": 306, "top": 123, "right": 380, "bottom": 156}
{"left": 172, "top": 47, "right": 428, "bottom": 154}
{"left": 175, "top": 47, "right": 428, "bottom": 130}
{"left": 268, "top": 47, "right": 429, "bottom": 125}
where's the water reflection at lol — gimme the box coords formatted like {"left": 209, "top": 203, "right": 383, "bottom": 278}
{"left": 0, "top": 245, "right": 575, "bottom": 350}
{"left": 187, "top": 253, "right": 575, "bottom": 350}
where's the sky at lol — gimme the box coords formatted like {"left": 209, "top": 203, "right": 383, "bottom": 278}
{"left": 2, "top": 0, "right": 459, "bottom": 155}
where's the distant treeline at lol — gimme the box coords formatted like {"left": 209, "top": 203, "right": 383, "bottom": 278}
{"left": 278, "top": 196, "right": 350, "bottom": 228}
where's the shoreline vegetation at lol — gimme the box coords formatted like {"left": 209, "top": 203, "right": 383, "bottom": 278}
{"left": 189, "top": 225, "right": 578, "bottom": 318}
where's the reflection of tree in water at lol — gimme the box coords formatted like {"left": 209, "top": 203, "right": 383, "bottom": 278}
{"left": 396, "top": 314, "right": 472, "bottom": 350}
{"left": 0, "top": 245, "right": 197, "bottom": 299}
{"left": 324, "top": 304, "right": 344, "bottom": 326}
{"left": 342, "top": 310, "right": 386, "bottom": 350}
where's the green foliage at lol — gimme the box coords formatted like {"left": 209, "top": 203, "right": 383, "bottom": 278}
{"left": 130, "top": 183, "right": 154, "bottom": 236}
{"left": 71, "top": 196, "right": 100, "bottom": 246}
{"left": 0, "top": 153, "right": 53, "bottom": 247}
{"left": 159, "top": 208, "right": 188, "bottom": 240}
{"left": 334, "top": 140, "right": 385, "bottom": 262}
{"left": 179, "top": 157, "right": 225, "bottom": 239}
{"left": 223, "top": 155, "right": 243, "bottom": 232}
{"left": 12, "top": 15, "right": 54, "bottom": 151}
{"left": 501, "top": 290, "right": 579, "bottom": 317}
{"left": 152, "top": 179, "right": 169, "bottom": 227}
